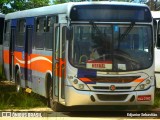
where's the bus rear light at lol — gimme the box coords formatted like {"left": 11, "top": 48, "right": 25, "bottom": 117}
{"left": 137, "top": 95, "right": 151, "bottom": 101}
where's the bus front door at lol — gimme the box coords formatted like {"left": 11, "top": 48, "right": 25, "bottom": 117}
{"left": 53, "top": 24, "right": 66, "bottom": 105}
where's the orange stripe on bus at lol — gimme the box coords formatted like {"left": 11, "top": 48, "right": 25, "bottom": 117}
{"left": 3, "top": 50, "right": 10, "bottom": 64}
{"left": 13, "top": 51, "right": 53, "bottom": 73}
{"left": 3, "top": 50, "right": 66, "bottom": 78}
{"left": 134, "top": 78, "right": 144, "bottom": 83}
{"left": 79, "top": 78, "right": 92, "bottom": 82}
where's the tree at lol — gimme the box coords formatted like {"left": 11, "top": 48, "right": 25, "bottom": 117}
{"left": 54, "top": 0, "right": 67, "bottom": 4}
{"left": 25, "top": 0, "right": 50, "bottom": 9}
{"left": 0, "top": 0, "right": 11, "bottom": 13}
{"left": 0, "top": 0, "right": 51, "bottom": 14}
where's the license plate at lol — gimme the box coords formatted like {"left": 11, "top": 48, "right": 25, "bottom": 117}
{"left": 137, "top": 95, "right": 151, "bottom": 101}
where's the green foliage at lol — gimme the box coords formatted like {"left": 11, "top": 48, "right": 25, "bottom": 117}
{"left": 153, "top": 89, "right": 160, "bottom": 108}
{"left": 25, "top": 0, "right": 50, "bottom": 9}
{"left": 0, "top": 85, "right": 47, "bottom": 110}
{"left": 0, "top": 0, "right": 52, "bottom": 14}
{"left": 54, "top": 0, "right": 67, "bottom": 5}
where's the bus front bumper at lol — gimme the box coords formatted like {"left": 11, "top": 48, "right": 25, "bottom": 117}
{"left": 65, "top": 86, "right": 155, "bottom": 106}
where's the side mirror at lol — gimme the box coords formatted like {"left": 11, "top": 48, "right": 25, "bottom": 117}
{"left": 66, "top": 27, "right": 73, "bottom": 40}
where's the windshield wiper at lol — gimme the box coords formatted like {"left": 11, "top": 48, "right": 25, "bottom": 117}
{"left": 120, "top": 22, "right": 135, "bottom": 41}
{"left": 90, "top": 21, "right": 106, "bottom": 42}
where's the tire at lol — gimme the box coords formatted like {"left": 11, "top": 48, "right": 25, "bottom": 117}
{"left": 47, "top": 76, "right": 66, "bottom": 112}
{"left": 15, "top": 70, "right": 21, "bottom": 93}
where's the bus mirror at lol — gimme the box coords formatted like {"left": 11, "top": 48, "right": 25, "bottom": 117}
{"left": 66, "top": 27, "right": 73, "bottom": 40}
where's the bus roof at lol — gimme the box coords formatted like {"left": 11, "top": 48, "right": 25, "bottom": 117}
{"left": 151, "top": 11, "right": 160, "bottom": 19}
{"left": 5, "top": 1, "right": 149, "bottom": 20}
{"left": 0, "top": 13, "right": 5, "bottom": 18}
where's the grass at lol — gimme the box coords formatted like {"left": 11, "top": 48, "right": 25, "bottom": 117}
{"left": 153, "top": 89, "right": 160, "bottom": 108}
{"left": 0, "top": 65, "right": 47, "bottom": 110}
{"left": 0, "top": 64, "right": 2, "bottom": 79}
{"left": 0, "top": 84, "right": 47, "bottom": 110}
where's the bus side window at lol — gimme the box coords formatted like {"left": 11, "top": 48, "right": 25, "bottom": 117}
{"left": 4, "top": 21, "right": 10, "bottom": 47}
{"left": 153, "top": 19, "right": 157, "bottom": 45}
{"left": 35, "top": 17, "right": 46, "bottom": 49}
{"left": 16, "top": 19, "right": 25, "bottom": 47}
{"left": 36, "top": 17, "right": 46, "bottom": 32}
{"left": 19, "top": 19, "right": 25, "bottom": 33}
{"left": 157, "top": 20, "right": 160, "bottom": 48}
{"left": 46, "top": 17, "right": 51, "bottom": 32}
{"left": 45, "top": 16, "right": 58, "bottom": 50}
{"left": 0, "top": 18, "right": 4, "bottom": 45}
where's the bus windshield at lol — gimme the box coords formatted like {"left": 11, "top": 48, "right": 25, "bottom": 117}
{"left": 69, "top": 24, "right": 153, "bottom": 71}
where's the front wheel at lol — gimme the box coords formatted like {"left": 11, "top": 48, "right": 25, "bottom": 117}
{"left": 47, "top": 77, "right": 66, "bottom": 112}
{"left": 15, "top": 70, "right": 21, "bottom": 93}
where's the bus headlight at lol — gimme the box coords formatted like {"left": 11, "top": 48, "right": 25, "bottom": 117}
{"left": 135, "top": 79, "right": 151, "bottom": 90}
{"left": 73, "top": 79, "right": 78, "bottom": 84}
{"left": 67, "top": 75, "right": 90, "bottom": 90}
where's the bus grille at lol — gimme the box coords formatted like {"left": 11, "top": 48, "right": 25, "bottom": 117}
{"left": 90, "top": 76, "right": 140, "bottom": 83}
{"left": 93, "top": 86, "right": 131, "bottom": 91}
{"left": 97, "top": 94, "right": 128, "bottom": 101}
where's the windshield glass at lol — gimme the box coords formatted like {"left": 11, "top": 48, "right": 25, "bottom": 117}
{"left": 68, "top": 24, "right": 153, "bottom": 72}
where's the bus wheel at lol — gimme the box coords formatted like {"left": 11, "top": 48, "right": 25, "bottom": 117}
{"left": 47, "top": 78, "right": 65, "bottom": 112}
{"left": 15, "top": 70, "right": 21, "bottom": 93}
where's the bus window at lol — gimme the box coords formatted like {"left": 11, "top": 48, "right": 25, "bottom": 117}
{"left": 46, "top": 17, "right": 51, "bottom": 32}
{"left": 153, "top": 19, "right": 157, "bottom": 44}
{"left": 45, "top": 16, "right": 58, "bottom": 50}
{"left": 0, "top": 18, "right": 4, "bottom": 45}
{"left": 19, "top": 19, "right": 25, "bottom": 33}
{"left": 16, "top": 19, "right": 25, "bottom": 47}
{"left": 4, "top": 21, "right": 10, "bottom": 47}
{"left": 35, "top": 17, "right": 46, "bottom": 49}
{"left": 36, "top": 17, "right": 46, "bottom": 32}
{"left": 157, "top": 20, "right": 160, "bottom": 48}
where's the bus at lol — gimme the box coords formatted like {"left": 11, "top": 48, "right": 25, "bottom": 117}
{"left": 0, "top": 13, "right": 4, "bottom": 72}
{"left": 3, "top": 2, "right": 154, "bottom": 111}
{"left": 151, "top": 11, "right": 160, "bottom": 88}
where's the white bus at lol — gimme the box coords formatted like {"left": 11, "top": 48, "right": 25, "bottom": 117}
{"left": 3, "top": 2, "right": 154, "bottom": 111}
{"left": 151, "top": 11, "right": 160, "bottom": 88}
